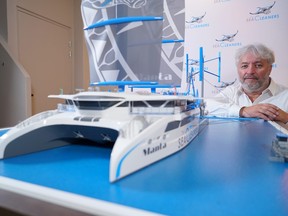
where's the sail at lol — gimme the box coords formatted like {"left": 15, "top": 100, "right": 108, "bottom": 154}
{"left": 159, "top": 0, "right": 185, "bottom": 85}
{"left": 81, "top": 0, "right": 164, "bottom": 83}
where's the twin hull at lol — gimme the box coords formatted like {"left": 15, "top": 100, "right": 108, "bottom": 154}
{"left": 0, "top": 92, "right": 202, "bottom": 182}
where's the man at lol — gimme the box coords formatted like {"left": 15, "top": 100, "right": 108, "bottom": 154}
{"left": 206, "top": 43, "right": 288, "bottom": 124}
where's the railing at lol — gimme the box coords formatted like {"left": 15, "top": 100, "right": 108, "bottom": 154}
{"left": 57, "top": 103, "right": 76, "bottom": 112}
{"left": 16, "top": 111, "right": 57, "bottom": 129}
{"left": 130, "top": 107, "right": 180, "bottom": 115}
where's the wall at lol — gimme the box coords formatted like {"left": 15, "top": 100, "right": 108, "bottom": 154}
{"left": 8, "top": 0, "right": 88, "bottom": 89}
{"left": 74, "top": 0, "right": 90, "bottom": 89}
{"left": 0, "top": 36, "right": 31, "bottom": 127}
{"left": 0, "top": 0, "right": 31, "bottom": 127}
{"left": 0, "top": 0, "right": 7, "bottom": 42}
{"left": 184, "top": 0, "right": 287, "bottom": 97}
{"left": 1, "top": 0, "right": 286, "bottom": 125}
{"left": 0, "top": 0, "right": 88, "bottom": 126}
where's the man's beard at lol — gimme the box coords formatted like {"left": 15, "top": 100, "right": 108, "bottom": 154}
{"left": 240, "top": 75, "right": 270, "bottom": 93}
{"left": 241, "top": 81, "right": 262, "bottom": 93}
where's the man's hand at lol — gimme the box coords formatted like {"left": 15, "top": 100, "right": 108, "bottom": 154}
{"left": 240, "top": 103, "right": 281, "bottom": 121}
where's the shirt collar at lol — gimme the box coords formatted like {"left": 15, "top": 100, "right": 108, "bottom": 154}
{"left": 265, "top": 79, "right": 277, "bottom": 96}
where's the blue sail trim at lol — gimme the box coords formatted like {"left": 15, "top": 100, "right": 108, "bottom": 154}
{"left": 162, "top": 39, "right": 184, "bottom": 44}
{"left": 91, "top": 81, "right": 158, "bottom": 92}
{"left": 84, "top": 16, "right": 163, "bottom": 30}
{"left": 100, "top": 0, "right": 112, "bottom": 7}
{"left": 128, "top": 84, "right": 181, "bottom": 93}
{"left": 91, "top": 81, "right": 158, "bottom": 86}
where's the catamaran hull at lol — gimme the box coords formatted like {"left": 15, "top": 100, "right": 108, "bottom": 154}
{"left": 0, "top": 123, "right": 119, "bottom": 159}
{"left": 0, "top": 90, "right": 207, "bottom": 182}
{"left": 109, "top": 110, "right": 204, "bottom": 182}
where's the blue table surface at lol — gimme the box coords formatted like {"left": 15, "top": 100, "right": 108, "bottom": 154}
{"left": 0, "top": 120, "right": 288, "bottom": 216}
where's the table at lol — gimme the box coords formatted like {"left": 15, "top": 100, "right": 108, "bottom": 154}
{"left": 0, "top": 119, "right": 287, "bottom": 215}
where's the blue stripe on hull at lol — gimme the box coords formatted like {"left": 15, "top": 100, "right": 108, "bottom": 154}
{"left": 0, "top": 128, "right": 10, "bottom": 137}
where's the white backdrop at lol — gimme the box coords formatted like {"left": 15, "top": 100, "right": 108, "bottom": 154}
{"left": 183, "top": 0, "right": 287, "bottom": 97}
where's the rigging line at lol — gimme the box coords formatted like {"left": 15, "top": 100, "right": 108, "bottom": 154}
{"left": 204, "top": 57, "right": 219, "bottom": 63}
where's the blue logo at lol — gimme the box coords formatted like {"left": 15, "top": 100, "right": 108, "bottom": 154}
{"left": 247, "top": 1, "right": 279, "bottom": 22}
{"left": 250, "top": 1, "right": 275, "bottom": 15}
{"left": 185, "top": 12, "right": 210, "bottom": 29}
{"left": 187, "top": 59, "right": 199, "bottom": 66}
{"left": 213, "top": 30, "right": 242, "bottom": 48}
{"left": 215, "top": 30, "right": 238, "bottom": 42}
{"left": 186, "top": 12, "right": 206, "bottom": 24}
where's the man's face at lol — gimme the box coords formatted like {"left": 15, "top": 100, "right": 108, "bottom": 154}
{"left": 237, "top": 52, "right": 272, "bottom": 93}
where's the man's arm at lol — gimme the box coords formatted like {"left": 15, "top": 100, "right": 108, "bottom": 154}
{"left": 275, "top": 109, "right": 288, "bottom": 124}
{"left": 206, "top": 98, "right": 241, "bottom": 117}
{"left": 240, "top": 104, "right": 288, "bottom": 124}
{"left": 205, "top": 85, "right": 242, "bottom": 117}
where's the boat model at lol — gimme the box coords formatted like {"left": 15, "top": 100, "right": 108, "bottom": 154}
{"left": 0, "top": 82, "right": 206, "bottom": 182}
{"left": 0, "top": 0, "right": 210, "bottom": 182}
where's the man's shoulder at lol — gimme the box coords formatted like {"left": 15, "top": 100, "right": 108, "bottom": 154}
{"left": 221, "top": 82, "right": 241, "bottom": 92}
{"left": 270, "top": 79, "right": 288, "bottom": 94}
{"left": 213, "top": 82, "right": 241, "bottom": 99}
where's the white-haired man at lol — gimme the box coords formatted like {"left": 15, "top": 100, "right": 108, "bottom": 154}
{"left": 207, "top": 43, "right": 288, "bottom": 124}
